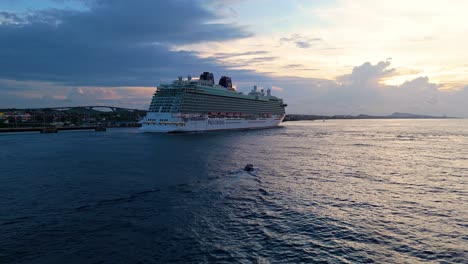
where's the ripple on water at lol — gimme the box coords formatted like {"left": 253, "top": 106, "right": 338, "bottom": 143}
{"left": 1, "top": 120, "right": 467, "bottom": 263}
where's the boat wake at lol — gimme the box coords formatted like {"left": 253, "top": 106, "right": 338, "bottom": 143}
{"left": 74, "top": 188, "right": 160, "bottom": 211}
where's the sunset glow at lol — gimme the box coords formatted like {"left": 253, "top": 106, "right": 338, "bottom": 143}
{"left": 1, "top": 0, "right": 467, "bottom": 116}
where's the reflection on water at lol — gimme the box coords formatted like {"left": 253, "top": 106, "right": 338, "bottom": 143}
{"left": 1, "top": 119, "right": 467, "bottom": 263}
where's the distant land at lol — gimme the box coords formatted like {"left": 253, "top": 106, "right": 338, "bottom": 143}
{"left": 0, "top": 106, "right": 145, "bottom": 129}
{"left": 0, "top": 107, "right": 459, "bottom": 129}
{"left": 284, "top": 112, "right": 456, "bottom": 121}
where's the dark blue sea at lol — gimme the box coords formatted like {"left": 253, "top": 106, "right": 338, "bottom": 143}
{"left": 1, "top": 119, "right": 467, "bottom": 263}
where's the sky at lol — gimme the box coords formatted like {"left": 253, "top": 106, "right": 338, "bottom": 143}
{"left": 1, "top": 0, "right": 467, "bottom": 116}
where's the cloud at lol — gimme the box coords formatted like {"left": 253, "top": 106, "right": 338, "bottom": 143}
{"left": 0, "top": 0, "right": 252, "bottom": 86}
{"left": 337, "top": 60, "right": 395, "bottom": 87}
{"left": 271, "top": 86, "right": 284, "bottom": 92}
{"left": 283, "top": 64, "right": 317, "bottom": 71}
{"left": 285, "top": 64, "right": 303, "bottom": 68}
{"left": 0, "top": 78, "right": 154, "bottom": 109}
{"left": 1, "top": 0, "right": 467, "bottom": 118}
{"left": 235, "top": 60, "right": 468, "bottom": 117}
{"left": 67, "top": 87, "right": 121, "bottom": 101}
{"left": 312, "top": 61, "right": 445, "bottom": 115}
{"left": 212, "top": 50, "right": 269, "bottom": 59}
{"left": 295, "top": 41, "right": 312, "bottom": 49}
{"left": 280, "top": 34, "right": 322, "bottom": 49}
{"left": 237, "top": 56, "right": 277, "bottom": 64}
{"left": 1, "top": 59, "right": 467, "bottom": 116}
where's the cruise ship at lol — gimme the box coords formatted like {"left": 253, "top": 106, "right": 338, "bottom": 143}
{"left": 140, "top": 72, "right": 287, "bottom": 132}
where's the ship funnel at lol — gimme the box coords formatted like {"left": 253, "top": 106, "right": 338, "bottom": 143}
{"left": 187, "top": 75, "right": 192, "bottom": 81}
{"left": 199, "top": 72, "right": 215, "bottom": 85}
{"left": 267, "top": 89, "right": 271, "bottom": 96}
{"left": 178, "top": 76, "right": 183, "bottom": 81}
{"left": 219, "top": 76, "right": 232, "bottom": 88}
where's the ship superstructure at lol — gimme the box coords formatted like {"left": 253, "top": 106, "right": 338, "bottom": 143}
{"left": 140, "top": 72, "right": 287, "bottom": 132}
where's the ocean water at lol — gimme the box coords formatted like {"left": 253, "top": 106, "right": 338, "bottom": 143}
{"left": 0, "top": 119, "right": 467, "bottom": 263}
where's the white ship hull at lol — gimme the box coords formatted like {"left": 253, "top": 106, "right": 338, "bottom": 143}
{"left": 140, "top": 112, "right": 285, "bottom": 133}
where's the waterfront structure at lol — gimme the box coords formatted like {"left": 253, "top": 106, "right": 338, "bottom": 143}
{"left": 0, "top": 112, "right": 31, "bottom": 122}
{"left": 140, "top": 72, "right": 287, "bottom": 132}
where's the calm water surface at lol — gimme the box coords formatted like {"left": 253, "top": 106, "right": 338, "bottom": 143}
{"left": 1, "top": 119, "right": 467, "bottom": 263}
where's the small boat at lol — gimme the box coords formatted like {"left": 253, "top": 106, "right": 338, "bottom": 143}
{"left": 244, "top": 164, "right": 254, "bottom": 172}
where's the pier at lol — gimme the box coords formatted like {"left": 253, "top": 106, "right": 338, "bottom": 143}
{"left": 0, "top": 126, "right": 108, "bottom": 134}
